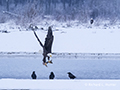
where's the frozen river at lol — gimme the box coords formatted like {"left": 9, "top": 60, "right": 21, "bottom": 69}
{"left": 0, "top": 56, "right": 120, "bottom": 79}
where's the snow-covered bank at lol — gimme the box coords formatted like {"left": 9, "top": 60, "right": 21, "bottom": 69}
{"left": 0, "top": 28, "right": 120, "bottom": 53}
{"left": 0, "top": 79, "right": 119, "bottom": 90}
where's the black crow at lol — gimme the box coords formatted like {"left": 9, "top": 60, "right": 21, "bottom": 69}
{"left": 31, "top": 71, "right": 37, "bottom": 79}
{"left": 67, "top": 72, "right": 76, "bottom": 79}
{"left": 32, "top": 26, "right": 54, "bottom": 67}
{"left": 49, "top": 72, "right": 55, "bottom": 79}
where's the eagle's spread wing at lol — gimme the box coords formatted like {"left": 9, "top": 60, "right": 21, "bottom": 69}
{"left": 44, "top": 27, "right": 54, "bottom": 54}
{"left": 33, "top": 30, "right": 44, "bottom": 48}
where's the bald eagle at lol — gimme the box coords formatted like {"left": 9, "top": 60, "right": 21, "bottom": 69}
{"left": 32, "top": 26, "right": 54, "bottom": 67}
{"left": 90, "top": 18, "right": 94, "bottom": 24}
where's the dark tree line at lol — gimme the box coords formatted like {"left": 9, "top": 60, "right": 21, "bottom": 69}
{"left": 0, "top": 0, "right": 120, "bottom": 25}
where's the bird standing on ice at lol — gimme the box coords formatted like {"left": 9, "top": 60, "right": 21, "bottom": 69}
{"left": 31, "top": 71, "right": 37, "bottom": 79}
{"left": 49, "top": 72, "right": 55, "bottom": 79}
{"left": 67, "top": 72, "right": 76, "bottom": 79}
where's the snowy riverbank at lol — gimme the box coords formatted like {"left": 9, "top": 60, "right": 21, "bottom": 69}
{"left": 0, "top": 79, "right": 119, "bottom": 90}
{"left": 1, "top": 27, "right": 120, "bottom": 54}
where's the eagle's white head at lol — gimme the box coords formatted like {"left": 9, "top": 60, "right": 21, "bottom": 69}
{"left": 47, "top": 53, "right": 52, "bottom": 57}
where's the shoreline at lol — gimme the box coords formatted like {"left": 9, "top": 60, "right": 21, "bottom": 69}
{"left": 0, "top": 52, "right": 120, "bottom": 60}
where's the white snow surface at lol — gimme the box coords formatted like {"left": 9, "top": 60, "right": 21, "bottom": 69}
{"left": 0, "top": 79, "right": 119, "bottom": 90}
{"left": 0, "top": 27, "right": 120, "bottom": 53}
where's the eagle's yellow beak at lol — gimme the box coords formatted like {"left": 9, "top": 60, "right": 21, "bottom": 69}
{"left": 50, "top": 55, "right": 52, "bottom": 57}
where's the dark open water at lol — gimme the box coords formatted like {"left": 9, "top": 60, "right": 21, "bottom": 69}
{"left": 0, "top": 57, "right": 120, "bottom": 79}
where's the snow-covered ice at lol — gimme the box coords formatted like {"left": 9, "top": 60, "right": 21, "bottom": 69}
{"left": 0, "top": 79, "right": 119, "bottom": 90}
{"left": 0, "top": 27, "right": 120, "bottom": 53}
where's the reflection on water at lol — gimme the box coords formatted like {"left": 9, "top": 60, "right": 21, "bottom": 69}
{"left": 0, "top": 57, "right": 120, "bottom": 79}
